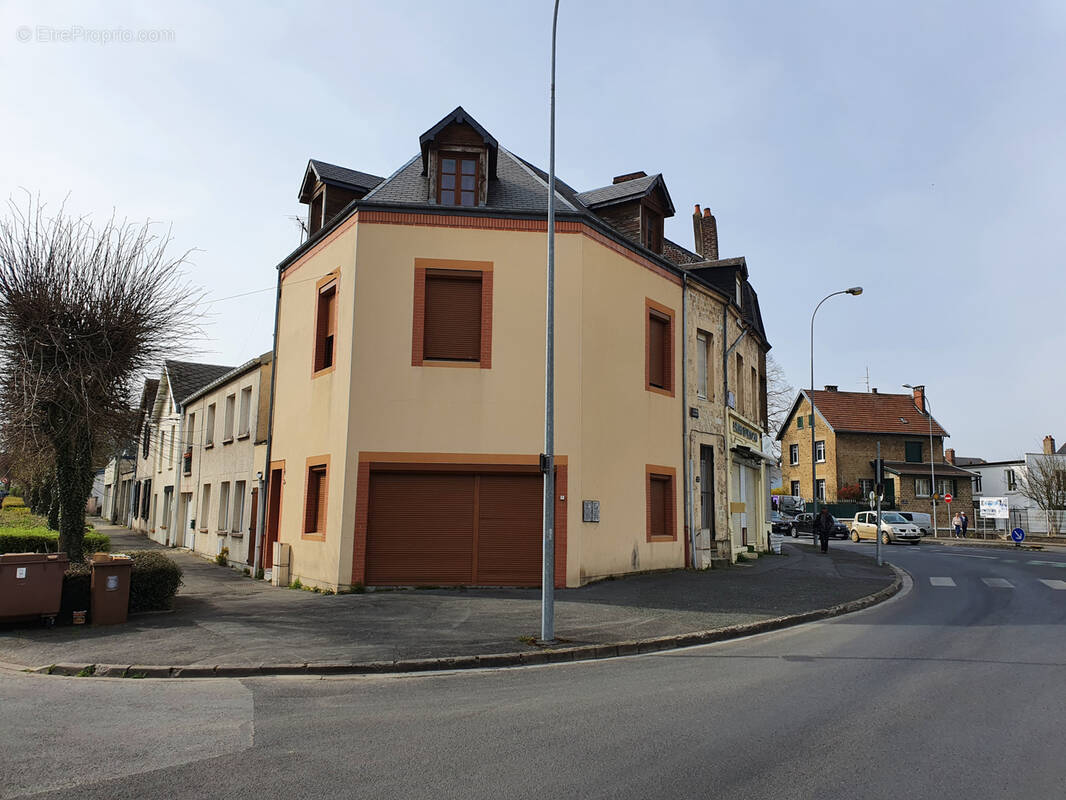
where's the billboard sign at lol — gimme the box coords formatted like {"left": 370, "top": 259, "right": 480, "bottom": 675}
{"left": 979, "top": 497, "right": 1009, "bottom": 519}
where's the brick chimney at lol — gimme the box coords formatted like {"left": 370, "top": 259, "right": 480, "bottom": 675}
{"left": 1044, "top": 435, "right": 1056, "bottom": 455}
{"left": 911, "top": 385, "right": 926, "bottom": 414}
{"left": 871, "top": 388, "right": 878, "bottom": 394}
{"left": 823, "top": 385, "right": 838, "bottom": 392}
{"left": 613, "top": 171, "right": 647, "bottom": 184}
{"left": 692, "top": 204, "right": 719, "bottom": 261}
{"left": 945, "top": 448, "right": 955, "bottom": 465}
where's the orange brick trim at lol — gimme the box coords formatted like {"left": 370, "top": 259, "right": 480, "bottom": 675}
{"left": 645, "top": 297, "right": 676, "bottom": 398}
{"left": 350, "top": 453, "right": 568, "bottom": 588}
{"left": 411, "top": 259, "right": 493, "bottom": 369}
{"left": 646, "top": 464, "right": 678, "bottom": 543}
{"left": 300, "top": 454, "right": 330, "bottom": 541}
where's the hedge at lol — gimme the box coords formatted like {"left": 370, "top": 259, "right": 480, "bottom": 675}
{"left": 59, "top": 551, "right": 183, "bottom": 622}
{"left": 0, "top": 529, "right": 110, "bottom": 555}
{"left": 2, "top": 495, "right": 26, "bottom": 508}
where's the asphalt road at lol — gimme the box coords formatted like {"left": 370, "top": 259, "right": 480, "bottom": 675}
{"left": 3, "top": 543, "right": 1064, "bottom": 800}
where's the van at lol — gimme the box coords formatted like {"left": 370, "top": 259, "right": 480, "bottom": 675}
{"left": 898, "top": 511, "right": 932, "bottom": 536}
{"left": 851, "top": 511, "right": 922, "bottom": 545}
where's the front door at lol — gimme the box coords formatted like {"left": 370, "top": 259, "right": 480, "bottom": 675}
{"left": 700, "top": 445, "right": 715, "bottom": 541}
{"left": 247, "top": 487, "right": 258, "bottom": 565}
{"left": 182, "top": 492, "right": 195, "bottom": 548}
{"left": 264, "top": 468, "right": 283, "bottom": 569}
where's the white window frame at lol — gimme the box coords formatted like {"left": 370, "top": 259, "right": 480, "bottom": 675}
{"left": 200, "top": 484, "right": 211, "bottom": 530}
{"left": 205, "top": 403, "right": 216, "bottom": 446}
{"left": 815, "top": 440, "right": 826, "bottom": 463}
{"left": 915, "top": 477, "right": 931, "bottom": 497}
{"left": 218, "top": 481, "right": 230, "bottom": 531}
{"left": 696, "top": 332, "right": 709, "bottom": 400}
{"left": 238, "top": 386, "right": 253, "bottom": 438}
{"left": 1005, "top": 469, "right": 1016, "bottom": 491}
{"left": 223, "top": 394, "right": 236, "bottom": 442}
{"left": 789, "top": 444, "right": 799, "bottom": 466}
{"left": 816, "top": 479, "right": 826, "bottom": 501}
{"left": 232, "top": 480, "right": 246, "bottom": 533}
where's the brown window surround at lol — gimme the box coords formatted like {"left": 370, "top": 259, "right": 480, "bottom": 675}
{"left": 646, "top": 465, "right": 677, "bottom": 542}
{"left": 642, "top": 206, "right": 663, "bottom": 254}
{"left": 411, "top": 258, "right": 493, "bottom": 369}
{"left": 437, "top": 152, "right": 479, "bottom": 207}
{"left": 302, "top": 455, "right": 330, "bottom": 541}
{"left": 645, "top": 298, "right": 675, "bottom": 396}
{"left": 313, "top": 273, "right": 338, "bottom": 377}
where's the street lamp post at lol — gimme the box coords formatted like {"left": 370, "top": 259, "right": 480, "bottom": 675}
{"left": 809, "top": 288, "right": 863, "bottom": 529}
{"left": 903, "top": 384, "right": 937, "bottom": 537}
{"left": 540, "top": 0, "right": 561, "bottom": 644}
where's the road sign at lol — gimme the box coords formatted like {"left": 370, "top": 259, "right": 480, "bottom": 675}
{"left": 944, "top": 493, "right": 953, "bottom": 504}
{"left": 980, "top": 497, "right": 1009, "bottom": 519}
{"left": 1011, "top": 527, "right": 1025, "bottom": 543}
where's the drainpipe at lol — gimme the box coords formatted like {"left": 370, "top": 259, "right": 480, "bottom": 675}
{"left": 253, "top": 268, "right": 283, "bottom": 578}
{"left": 681, "top": 273, "right": 697, "bottom": 568}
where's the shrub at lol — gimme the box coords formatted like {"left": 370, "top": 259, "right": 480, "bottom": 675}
{"left": 0, "top": 529, "right": 110, "bottom": 555}
{"left": 2, "top": 495, "right": 26, "bottom": 508}
{"left": 837, "top": 483, "right": 862, "bottom": 502}
{"left": 128, "top": 551, "right": 183, "bottom": 613}
{"left": 215, "top": 546, "right": 229, "bottom": 566}
{"left": 770, "top": 486, "right": 790, "bottom": 496}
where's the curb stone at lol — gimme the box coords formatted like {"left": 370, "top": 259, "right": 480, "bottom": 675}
{"left": 26, "top": 568, "right": 903, "bottom": 680}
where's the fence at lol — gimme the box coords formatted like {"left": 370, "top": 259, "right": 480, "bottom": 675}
{"left": 971, "top": 508, "right": 1066, "bottom": 538}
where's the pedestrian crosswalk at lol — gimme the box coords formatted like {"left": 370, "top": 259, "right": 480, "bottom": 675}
{"left": 928, "top": 576, "right": 1066, "bottom": 589}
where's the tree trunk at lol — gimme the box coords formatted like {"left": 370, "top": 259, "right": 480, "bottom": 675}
{"left": 47, "top": 474, "right": 60, "bottom": 531}
{"left": 54, "top": 444, "right": 93, "bottom": 563}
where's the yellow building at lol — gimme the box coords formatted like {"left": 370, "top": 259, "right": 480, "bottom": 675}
{"left": 264, "top": 107, "right": 770, "bottom": 589}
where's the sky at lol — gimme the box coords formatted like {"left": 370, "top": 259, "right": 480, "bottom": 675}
{"left": 2, "top": 0, "right": 1064, "bottom": 460}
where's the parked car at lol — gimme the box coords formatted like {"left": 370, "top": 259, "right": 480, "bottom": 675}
{"left": 770, "top": 511, "right": 795, "bottom": 536}
{"left": 851, "top": 511, "right": 922, "bottom": 544}
{"left": 898, "top": 511, "right": 932, "bottom": 536}
{"left": 791, "top": 512, "right": 849, "bottom": 539}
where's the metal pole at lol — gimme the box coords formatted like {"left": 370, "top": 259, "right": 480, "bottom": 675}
{"left": 540, "top": 0, "right": 560, "bottom": 644}
{"left": 928, "top": 396, "right": 937, "bottom": 538}
{"left": 876, "top": 441, "right": 883, "bottom": 566}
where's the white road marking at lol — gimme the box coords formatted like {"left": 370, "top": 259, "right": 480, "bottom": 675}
{"left": 1039, "top": 579, "right": 1066, "bottom": 590}
{"left": 954, "top": 554, "right": 999, "bottom": 560}
{"left": 929, "top": 577, "right": 956, "bottom": 587}
{"left": 981, "top": 578, "right": 1014, "bottom": 588}
{"left": 1027, "top": 560, "right": 1066, "bottom": 569}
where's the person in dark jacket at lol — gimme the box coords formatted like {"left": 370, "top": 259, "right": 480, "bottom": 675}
{"left": 814, "top": 506, "right": 834, "bottom": 553}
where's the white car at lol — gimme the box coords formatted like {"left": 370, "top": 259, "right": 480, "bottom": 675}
{"left": 851, "top": 511, "right": 922, "bottom": 545}
{"left": 898, "top": 511, "right": 932, "bottom": 536}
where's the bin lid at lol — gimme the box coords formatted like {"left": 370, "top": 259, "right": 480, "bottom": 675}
{"left": 0, "top": 552, "right": 70, "bottom": 564}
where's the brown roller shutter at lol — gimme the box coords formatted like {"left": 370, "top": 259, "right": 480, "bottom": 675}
{"left": 304, "top": 465, "right": 327, "bottom": 534}
{"left": 649, "top": 475, "right": 667, "bottom": 538}
{"left": 423, "top": 271, "right": 482, "bottom": 361}
{"left": 477, "top": 474, "right": 542, "bottom": 585}
{"left": 315, "top": 285, "right": 336, "bottom": 371}
{"left": 648, "top": 313, "right": 667, "bottom": 388}
{"left": 366, "top": 473, "right": 475, "bottom": 584}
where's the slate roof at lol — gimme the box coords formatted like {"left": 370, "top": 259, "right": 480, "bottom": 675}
{"left": 881, "top": 460, "right": 978, "bottom": 478}
{"left": 805, "top": 390, "right": 949, "bottom": 437}
{"left": 181, "top": 352, "right": 272, "bottom": 406}
{"left": 576, "top": 173, "right": 673, "bottom": 213}
{"left": 308, "top": 160, "right": 383, "bottom": 192}
{"left": 165, "top": 360, "right": 236, "bottom": 406}
{"left": 953, "top": 456, "right": 987, "bottom": 466}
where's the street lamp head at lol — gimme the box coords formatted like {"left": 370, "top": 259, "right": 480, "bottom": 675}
{"left": 846, "top": 286, "right": 863, "bottom": 296}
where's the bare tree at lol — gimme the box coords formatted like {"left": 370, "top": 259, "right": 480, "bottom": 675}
{"left": 1017, "top": 454, "right": 1066, "bottom": 536}
{"left": 765, "top": 354, "right": 794, "bottom": 459}
{"left": 0, "top": 195, "right": 200, "bottom": 561}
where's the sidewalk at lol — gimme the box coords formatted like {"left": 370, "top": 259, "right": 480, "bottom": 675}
{"left": 0, "top": 524, "right": 898, "bottom": 677}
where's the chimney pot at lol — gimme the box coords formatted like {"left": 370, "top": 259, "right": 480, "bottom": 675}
{"left": 824, "top": 385, "right": 838, "bottom": 392}
{"left": 1044, "top": 435, "right": 1056, "bottom": 455}
{"left": 692, "top": 206, "right": 719, "bottom": 261}
{"left": 872, "top": 388, "right": 878, "bottom": 393}
{"left": 694, "top": 204, "right": 701, "bottom": 216}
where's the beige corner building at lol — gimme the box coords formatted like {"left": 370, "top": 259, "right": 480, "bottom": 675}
{"left": 265, "top": 107, "right": 771, "bottom": 590}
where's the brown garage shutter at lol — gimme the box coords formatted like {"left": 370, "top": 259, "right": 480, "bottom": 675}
{"left": 648, "top": 313, "right": 668, "bottom": 389}
{"left": 423, "top": 271, "right": 482, "bottom": 361}
{"left": 366, "top": 473, "right": 475, "bottom": 584}
{"left": 477, "top": 474, "right": 542, "bottom": 585}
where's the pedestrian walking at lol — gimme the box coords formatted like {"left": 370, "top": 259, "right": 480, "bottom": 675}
{"left": 952, "top": 512, "right": 962, "bottom": 538}
{"left": 961, "top": 511, "right": 968, "bottom": 538}
{"left": 814, "top": 506, "right": 834, "bottom": 553}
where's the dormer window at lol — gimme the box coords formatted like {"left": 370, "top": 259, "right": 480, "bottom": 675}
{"left": 642, "top": 208, "right": 663, "bottom": 254}
{"left": 438, "top": 154, "right": 479, "bottom": 206}
{"left": 736, "top": 278, "right": 743, "bottom": 307}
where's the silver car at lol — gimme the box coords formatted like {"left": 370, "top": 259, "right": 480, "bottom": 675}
{"left": 851, "top": 511, "right": 922, "bottom": 545}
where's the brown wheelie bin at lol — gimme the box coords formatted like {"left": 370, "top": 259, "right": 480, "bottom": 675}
{"left": 0, "top": 552, "right": 69, "bottom": 626}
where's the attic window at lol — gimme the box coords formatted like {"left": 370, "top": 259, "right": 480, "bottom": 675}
{"left": 438, "top": 154, "right": 478, "bottom": 206}
{"left": 642, "top": 209, "right": 663, "bottom": 254}
{"left": 309, "top": 190, "right": 325, "bottom": 236}
{"left": 736, "top": 278, "right": 742, "bottom": 307}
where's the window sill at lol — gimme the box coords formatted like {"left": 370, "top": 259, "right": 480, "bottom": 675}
{"left": 646, "top": 384, "right": 675, "bottom": 398}
{"left": 312, "top": 365, "right": 336, "bottom": 379}
{"left": 222, "top": 438, "right": 234, "bottom": 446}
{"left": 421, "top": 359, "right": 482, "bottom": 369}
{"left": 647, "top": 535, "right": 677, "bottom": 543}
{"left": 204, "top": 443, "right": 214, "bottom": 450}
{"left": 237, "top": 433, "right": 250, "bottom": 441}
{"left": 229, "top": 531, "right": 244, "bottom": 538}
{"left": 301, "top": 531, "right": 327, "bottom": 541}
{"left": 198, "top": 528, "right": 208, "bottom": 534}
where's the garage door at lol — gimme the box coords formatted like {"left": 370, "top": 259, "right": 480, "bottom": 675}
{"left": 365, "top": 471, "right": 543, "bottom": 586}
